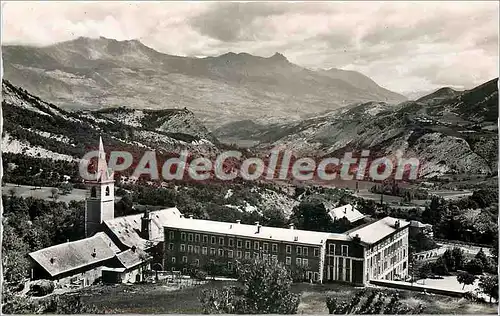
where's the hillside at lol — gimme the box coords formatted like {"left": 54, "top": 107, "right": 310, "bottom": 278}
{"left": 215, "top": 78, "right": 499, "bottom": 179}
{"left": 1, "top": 80, "right": 221, "bottom": 185}
{"left": 2, "top": 37, "right": 406, "bottom": 129}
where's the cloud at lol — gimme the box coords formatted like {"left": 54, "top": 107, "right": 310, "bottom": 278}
{"left": 2, "top": 1, "right": 498, "bottom": 94}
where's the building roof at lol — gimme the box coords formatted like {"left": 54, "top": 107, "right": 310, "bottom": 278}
{"left": 326, "top": 203, "right": 365, "bottom": 223}
{"left": 103, "top": 207, "right": 182, "bottom": 249}
{"left": 165, "top": 218, "right": 350, "bottom": 245}
{"left": 347, "top": 217, "right": 410, "bottom": 245}
{"left": 28, "top": 232, "right": 120, "bottom": 277}
{"left": 116, "top": 248, "right": 151, "bottom": 270}
{"left": 410, "top": 220, "right": 432, "bottom": 228}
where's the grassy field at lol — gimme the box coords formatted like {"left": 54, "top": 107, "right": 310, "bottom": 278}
{"left": 80, "top": 281, "right": 498, "bottom": 314}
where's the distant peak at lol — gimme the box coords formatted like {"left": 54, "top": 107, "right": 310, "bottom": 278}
{"left": 269, "top": 52, "right": 288, "bottom": 62}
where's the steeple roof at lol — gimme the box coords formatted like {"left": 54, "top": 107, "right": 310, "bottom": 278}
{"left": 96, "top": 136, "right": 114, "bottom": 182}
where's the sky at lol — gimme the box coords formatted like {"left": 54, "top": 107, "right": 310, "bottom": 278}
{"left": 2, "top": 1, "right": 498, "bottom": 95}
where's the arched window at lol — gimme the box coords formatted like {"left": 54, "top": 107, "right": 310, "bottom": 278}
{"left": 91, "top": 187, "right": 97, "bottom": 198}
{"left": 105, "top": 186, "right": 110, "bottom": 196}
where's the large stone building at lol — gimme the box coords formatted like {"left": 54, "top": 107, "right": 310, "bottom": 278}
{"left": 163, "top": 214, "right": 410, "bottom": 285}
{"left": 29, "top": 138, "right": 410, "bottom": 287}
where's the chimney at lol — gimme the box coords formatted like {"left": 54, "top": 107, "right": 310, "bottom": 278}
{"left": 180, "top": 213, "right": 184, "bottom": 218}
{"left": 230, "top": 224, "right": 233, "bottom": 229}
{"left": 50, "top": 257, "right": 55, "bottom": 264}
{"left": 236, "top": 220, "right": 241, "bottom": 224}
{"left": 344, "top": 207, "right": 347, "bottom": 214}
{"left": 394, "top": 220, "right": 400, "bottom": 229}
{"left": 256, "top": 223, "right": 262, "bottom": 234}
{"left": 294, "top": 236, "right": 298, "bottom": 241}
{"left": 189, "top": 215, "right": 194, "bottom": 219}
{"left": 289, "top": 223, "right": 295, "bottom": 230}
{"left": 131, "top": 245, "right": 137, "bottom": 252}
{"left": 91, "top": 249, "right": 96, "bottom": 257}
{"left": 255, "top": 221, "right": 259, "bottom": 226}
{"left": 141, "top": 210, "right": 152, "bottom": 240}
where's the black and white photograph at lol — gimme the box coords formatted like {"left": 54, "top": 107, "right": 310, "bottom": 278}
{"left": 1, "top": 1, "right": 498, "bottom": 314}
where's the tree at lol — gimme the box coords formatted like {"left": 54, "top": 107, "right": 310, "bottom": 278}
{"left": 478, "top": 275, "right": 498, "bottom": 303}
{"left": 464, "top": 258, "right": 484, "bottom": 275}
{"left": 8, "top": 187, "right": 17, "bottom": 198}
{"left": 451, "top": 247, "right": 465, "bottom": 271}
{"left": 289, "top": 198, "right": 333, "bottom": 232}
{"left": 50, "top": 187, "right": 59, "bottom": 199}
{"left": 432, "top": 257, "right": 449, "bottom": 276}
{"left": 475, "top": 248, "right": 490, "bottom": 272}
{"left": 457, "top": 271, "right": 477, "bottom": 290}
{"left": 58, "top": 182, "right": 73, "bottom": 195}
{"left": 199, "top": 258, "right": 300, "bottom": 314}
{"left": 417, "top": 263, "right": 432, "bottom": 284}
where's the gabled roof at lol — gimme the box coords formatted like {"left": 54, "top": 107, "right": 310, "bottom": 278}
{"left": 326, "top": 203, "right": 365, "bottom": 223}
{"left": 103, "top": 207, "right": 182, "bottom": 249}
{"left": 116, "top": 248, "right": 151, "bottom": 270}
{"left": 165, "top": 217, "right": 350, "bottom": 245}
{"left": 28, "top": 232, "right": 120, "bottom": 277}
{"left": 347, "top": 217, "right": 410, "bottom": 245}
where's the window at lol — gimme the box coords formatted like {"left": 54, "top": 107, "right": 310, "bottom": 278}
{"left": 254, "top": 241, "right": 259, "bottom": 250}
{"left": 202, "top": 247, "right": 208, "bottom": 255}
{"left": 211, "top": 236, "right": 216, "bottom": 244}
{"left": 188, "top": 245, "right": 193, "bottom": 253}
{"left": 245, "top": 252, "right": 251, "bottom": 259}
{"left": 272, "top": 255, "right": 277, "bottom": 261}
{"left": 341, "top": 245, "right": 348, "bottom": 256}
{"left": 307, "top": 271, "right": 312, "bottom": 280}
{"left": 329, "top": 244, "right": 335, "bottom": 255}
{"left": 169, "top": 231, "right": 175, "bottom": 240}
{"left": 219, "top": 237, "right": 224, "bottom": 246}
{"left": 286, "top": 257, "right": 291, "bottom": 265}
{"left": 296, "top": 258, "right": 302, "bottom": 265}
{"left": 314, "top": 272, "right": 319, "bottom": 281}
{"left": 182, "top": 256, "right": 187, "bottom": 263}
{"left": 237, "top": 240, "right": 242, "bottom": 248}
{"left": 314, "top": 248, "right": 320, "bottom": 257}
{"left": 210, "top": 248, "right": 216, "bottom": 256}
{"left": 263, "top": 243, "right": 269, "bottom": 252}
{"left": 218, "top": 249, "right": 224, "bottom": 257}
{"left": 228, "top": 262, "right": 233, "bottom": 271}
{"left": 171, "top": 257, "right": 176, "bottom": 263}
{"left": 253, "top": 252, "right": 259, "bottom": 258}
{"left": 303, "top": 258, "right": 309, "bottom": 267}
{"left": 188, "top": 233, "right": 193, "bottom": 242}
{"left": 229, "top": 239, "right": 234, "bottom": 247}
{"left": 263, "top": 254, "right": 268, "bottom": 261}
{"left": 181, "top": 233, "right": 186, "bottom": 241}
{"left": 195, "top": 234, "right": 200, "bottom": 242}
{"left": 228, "top": 250, "right": 234, "bottom": 258}
{"left": 286, "top": 245, "right": 292, "bottom": 254}
{"left": 91, "top": 187, "right": 97, "bottom": 198}
{"left": 237, "top": 251, "right": 242, "bottom": 258}
{"left": 195, "top": 246, "right": 200, "bottom": 254}
{"left": 203, "top": 235, "right": 208, "bottom": 243}
{"left": 403, "top": 261, "right": 407, "bottom": 270}
{"left": 105, "top": 186, "right": 110, "bottom": 196}
{"left": 182, "top": 268, "right": 187, "bottom": 274}
{"left": 272, "top": 244, "right": 278, "bottom": 252}
{"left": 180, "top": 244, "right": 186, "bottom": 252}
{"left": 296, "top": 246, "right": 302, "bottom": 255}
{"left": 246, "top": 241, "right": 251, "bottom": 249}
{"left": 195, "top": 259, "right": 200, "bottom": 267}
{"left": 303, "top": 247, "right": 308, "bottom": 256}
{"left": 168, "top": 243, "right": 174, "bottom": 251}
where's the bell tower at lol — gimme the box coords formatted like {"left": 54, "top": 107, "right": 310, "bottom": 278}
{"left": 85, "top": 137, "right": 115, "bottom": 237}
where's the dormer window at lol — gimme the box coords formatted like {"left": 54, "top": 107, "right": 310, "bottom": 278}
{"left": 105, "top": 186, "right": 110, "bottom": 196}
{"left": 91, "top": 187, "right": 97, "bottom": 198}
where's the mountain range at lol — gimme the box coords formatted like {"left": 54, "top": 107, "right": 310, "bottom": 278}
{"left": 2, "top": 36, "right": 406, "bottom": 129}
{"left": 215, "top": 78, "right": 499, "bottom": 178}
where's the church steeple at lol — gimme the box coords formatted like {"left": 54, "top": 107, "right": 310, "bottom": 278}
{"left": 85, "top": 137, "right": 115, "bottom": 237}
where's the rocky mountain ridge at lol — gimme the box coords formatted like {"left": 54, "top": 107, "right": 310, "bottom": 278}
{"left": 2, "top": 36, "right": 406, "bottom": 129}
